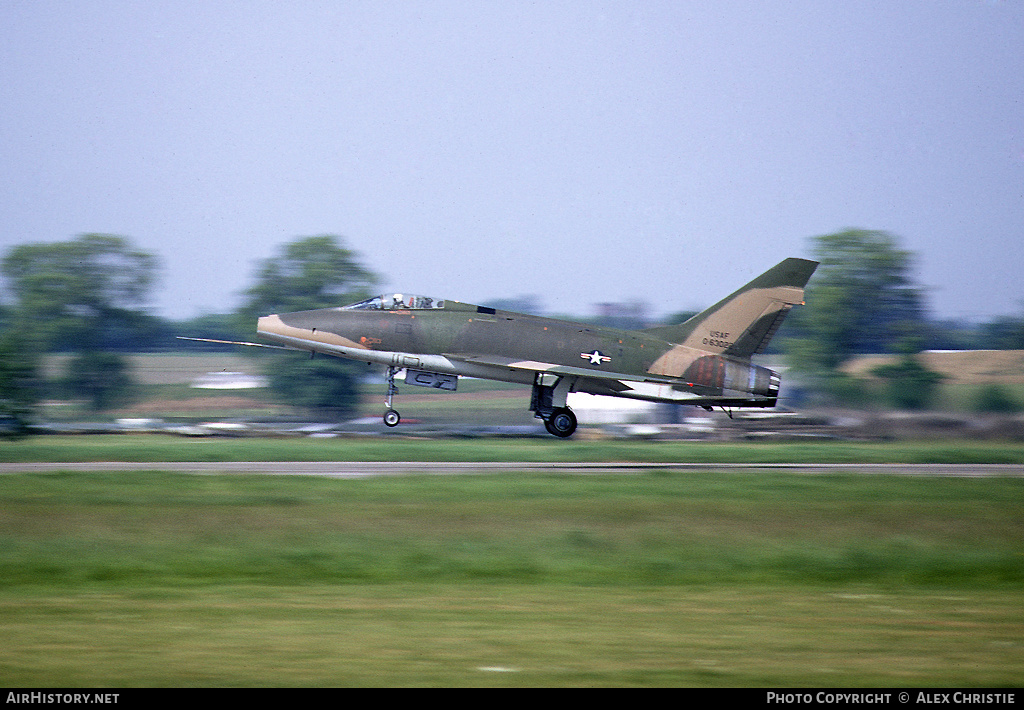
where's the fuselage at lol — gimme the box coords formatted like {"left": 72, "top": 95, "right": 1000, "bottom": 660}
{"left": 256, "top": 297, "right": 780, "bottom": 408}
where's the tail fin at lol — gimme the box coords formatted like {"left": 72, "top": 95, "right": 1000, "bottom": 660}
{"left": 642, "top": 258, "right": 818, "bottom": 358}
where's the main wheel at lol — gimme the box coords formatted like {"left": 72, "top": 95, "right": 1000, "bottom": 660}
{"left": 383, "top": 409, "right": 401, "bottom": 427}
{"left": 544, "top": 407, "right": 577, "bottom": 438}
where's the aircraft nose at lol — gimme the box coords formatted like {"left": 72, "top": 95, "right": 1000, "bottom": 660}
{"left": 256, "top": 314, "right": 276, "bottom": 334}
{"left": 256, "top": 311, "right": 370, "bottom": 353}
{"left": 256, "top": 314, "right": 289, "bottom": 346}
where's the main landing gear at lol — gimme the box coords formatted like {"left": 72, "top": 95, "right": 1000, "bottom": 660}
{"left": 383, "top": 366, "right": 401, "bottom": 427}
{"left": 531, "top": 374, "right": 578, "bottom": 438}
{"left": 544, "top": 407, "right": 578, "bottom": 438}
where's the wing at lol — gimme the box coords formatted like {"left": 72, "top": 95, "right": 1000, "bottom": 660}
{"left": 445, "top": 352, "right": 679, "bottom": 392}
{"left": 444, "top": 353, "right": 777, "bottom": 406}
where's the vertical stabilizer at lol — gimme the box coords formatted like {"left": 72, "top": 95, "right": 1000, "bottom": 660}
{"left": 642, "top": 258, "right": 818, "bottom": 359}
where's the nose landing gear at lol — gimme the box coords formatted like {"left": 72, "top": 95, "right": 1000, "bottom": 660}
{"left": 384, "top": 366, "right": 401, "bottom": 427}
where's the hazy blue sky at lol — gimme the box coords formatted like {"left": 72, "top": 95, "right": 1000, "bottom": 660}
{"left": 2, "top": 1, "right": 1022, "bottom": 322}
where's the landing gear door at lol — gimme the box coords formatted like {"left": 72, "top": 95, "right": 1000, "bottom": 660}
{"left": 405, "top": 370, "right": 458, "bottom": 391}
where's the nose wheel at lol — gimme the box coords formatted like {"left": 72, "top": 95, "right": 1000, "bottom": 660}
{"left": 383, "top": 366, "right": 401, "bottom": 427}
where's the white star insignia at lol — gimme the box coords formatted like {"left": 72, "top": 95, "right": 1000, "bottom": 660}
{"left": 582, "top": 350, "right": 611, "bottom": 365}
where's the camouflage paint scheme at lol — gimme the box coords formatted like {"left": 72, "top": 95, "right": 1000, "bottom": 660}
{"left": 256, "top": 258, "right": 818, "bottom": 436}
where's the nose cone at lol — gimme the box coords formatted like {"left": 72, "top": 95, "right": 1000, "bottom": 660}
{"left": 256, "top": 314, "right": 290, "bottom": 347}
{"left": 256, "top": 311, "right": 369, "bottom": 352}
{"left": 256, "top": 313, "right": 280, "bottom": 337}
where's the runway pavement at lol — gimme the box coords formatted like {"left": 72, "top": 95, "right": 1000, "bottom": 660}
{"left": 1, "top": 461, "right": 1022, "bottom": 477}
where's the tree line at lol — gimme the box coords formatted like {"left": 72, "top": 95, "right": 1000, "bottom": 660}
{"left": 0, "top": 234, "right": 380, "bottom": 428}
{"left": 2, "top": 229, "right": 1023, "bottom": 430}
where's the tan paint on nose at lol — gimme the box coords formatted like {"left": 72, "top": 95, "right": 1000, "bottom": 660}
{"left": 257, "top": 314, "right": 368, "bottom": 350}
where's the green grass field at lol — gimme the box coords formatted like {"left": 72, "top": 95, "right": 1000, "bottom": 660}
{"left": 3, "top": 584, "right": 1020, "bottom": 687}
{"left": 1, "top": 437, "right": 1023, "bottom": 687}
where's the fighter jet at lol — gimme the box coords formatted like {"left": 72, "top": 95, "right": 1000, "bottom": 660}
{"left": 250, "top": 257, "right": 818, "bottom": 437}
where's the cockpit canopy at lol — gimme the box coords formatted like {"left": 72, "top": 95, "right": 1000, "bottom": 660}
{"left": 342, "top": 293, "right": 445, "bottom": 311}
